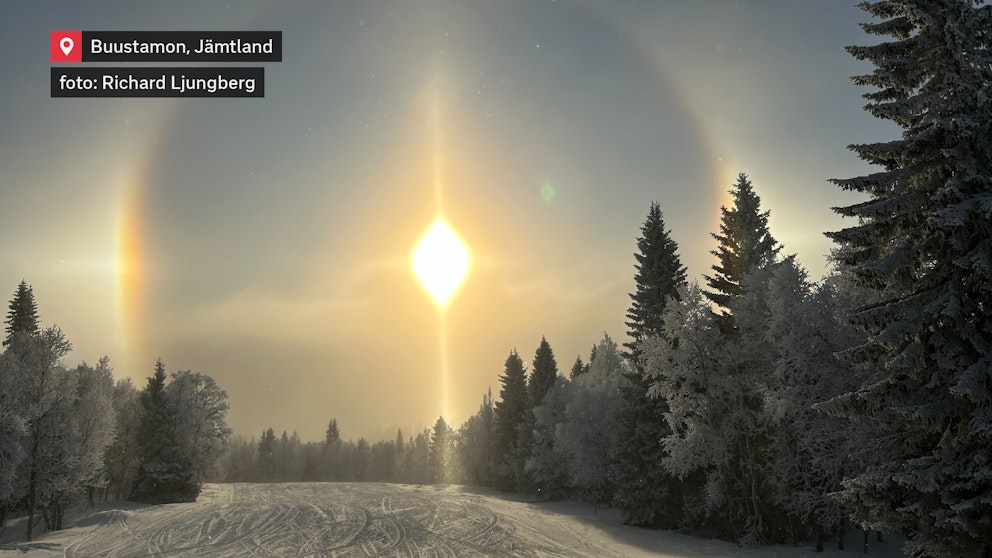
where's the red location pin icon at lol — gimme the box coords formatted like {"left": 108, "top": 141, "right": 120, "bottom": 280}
{"left": 51, "top": 30, "right": 82, "bottom": 62}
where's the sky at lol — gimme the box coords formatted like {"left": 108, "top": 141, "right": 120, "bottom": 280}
{"left": 0, "top": 1, "right": 895, "bottom": 442}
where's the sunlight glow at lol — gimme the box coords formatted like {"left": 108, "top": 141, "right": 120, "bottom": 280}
{"left": 413, "top": 220, "right": 469, "bottom": 307}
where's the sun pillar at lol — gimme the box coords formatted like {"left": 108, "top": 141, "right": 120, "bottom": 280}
{"left": 412, "top": 218, "right": 469, "bottom": 422}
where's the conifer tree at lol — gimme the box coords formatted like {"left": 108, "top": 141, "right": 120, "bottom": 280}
{"left": 458, "top": 390, "right": 496, "bottom": 487}
{"left": 325, "top": 418, "right": 340, "bottom": 445}
{"left": 612, "top": 356, "right": 684, "bottom": 527}
{"left": 644, "top": 284, "right": 752, "bottom": 540}
{"left": 614, "top": 202, "right": 688, "bottom": 526}
{"left": 130, "top": 360, "right": 198, "bottom": 503}
{"left": 257, "top": 428, "right": 277, "bottom": 481}
{"left": 517, "top": 337, "right": 559, "bottom": 491}
{"left": 493, "top": 350, "right": 528, "bottom": 490}
{"left": 562, "top": 334, "right": 625, "bottom": 504}
{"left": 4, "top": 280, "right": 40, "bottom": 347}
{"left": 704, "top": 173, "right": 779, "bottom": 314}
{"left": 569, "top": 356, "right": 585, "bottom": 379}
{"left": 428, "top": 416, "right": 454, "bottom": 483}
{"left": 525, "top": 376, "right": 571, "bottom": 499}
{"left": 529, "top": 337, "right": 559, "bottom": 407}
{"left": 758, "top": 264, "right": 865, "bottom": 550}
{"left": 826, "top": 2, "right": 992, "bottom": 556}
{"left": 624, "top": 202, "right": 687, "bottom": 362}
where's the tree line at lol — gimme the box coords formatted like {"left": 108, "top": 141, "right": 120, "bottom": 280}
{"left": 219, "top": 419, "right": 442, "bottom": 485}
{"left": 0, "top": 282, "right": 231, "bottom": 541}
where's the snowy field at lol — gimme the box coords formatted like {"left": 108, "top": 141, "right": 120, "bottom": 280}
{"left": 0, "top": 483, "right": 909, "bottom": 557}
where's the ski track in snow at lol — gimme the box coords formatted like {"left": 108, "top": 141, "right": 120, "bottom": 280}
{"left": 29, "top": 483, "right": 609, "bottom": 558}
{"left": 0, "top": 483, "right": 909, "bottom": 558}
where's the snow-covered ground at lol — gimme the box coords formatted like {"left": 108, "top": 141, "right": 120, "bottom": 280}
{"left": 0, "top": 483, "right": 909, "bottom": 557}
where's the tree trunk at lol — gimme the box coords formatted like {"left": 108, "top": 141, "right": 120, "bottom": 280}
{"left": 26, "top": 448, "right": 37, "bottom": 541}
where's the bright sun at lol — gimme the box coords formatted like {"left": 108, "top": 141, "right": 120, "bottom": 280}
{"left": 413, "top": 220, "right": 469, "bottom": 306}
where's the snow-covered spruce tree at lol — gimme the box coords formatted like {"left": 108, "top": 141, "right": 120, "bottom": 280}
{"left": 518, "top": 337, "right": 559, "bottom": 491}
{"left": 4, "top": 280, "right": 39, "bottom": 347}
{"left": 325, "top": 418, "right": 340, "bottom": 444}
{"left": 646, "top": 283, "right": 777, "bottom": 544}
{"left": 624, "top": 202, "right": 687, "bottom": 362}
{"left": 643, "top": 285, "right": 722, "bottom": 517}
{"left": 320, "top": 419, "right": 342, "bottom": 481}
{"left": 392, "top": 429, "right": 407, "bottom": 483}
{"left": 406, "top": 429, "right": 431, "bottom": 484}
{"left": 704, "top": 173, "right": 779, "bottom": 319}
{"left": 569, "top": 355, "right": 585, "bottom": 379}
{"left": 428, "top": 416, "right": 455, "bottom": 483}
{"left": 611, "top": 369, "right": 686, "bottom": 527}
{"left": 352, "top": 437, "right": 372, "bottom": 481}
{"left": 0, "top": 280, "right": 38, "bottom": 531}
{"left": 279, "top": 431, "right": 305, "bottom": 481}
{"left": 493, "top": 350, "right": 528, "bottom": 490}
{"left": 457, "top": 390, "right": 496, "bottom": 487}
{"left": 735, "top": 259, "right": 866, "bottom": 548}
{"left": 130, "top": 360, "right": 198, "bottom": 504}
{"left": 613, "top": 203, "right": 687, "bottom": 527}
{"left": 525, "top": 375, "right": 572, "bottom": 499}
{"left": 561, "top": 333, "right": 626, "bottom": 505}
{"left": 257, "top": 427, "right": 277, "bottom": 481}
{"left": 529, "top": 337, "right": 559, "bottom": 408}
{"left": 824, "top": 2, "right": 992, "bottom": 557}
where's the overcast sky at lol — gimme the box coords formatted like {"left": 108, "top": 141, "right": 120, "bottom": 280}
{"left": 0, "top": 1, "right": 894, "bottom": 442}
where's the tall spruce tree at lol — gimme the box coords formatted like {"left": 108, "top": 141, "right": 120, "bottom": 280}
{"left": 428, "top": 416, "right": 454, "bottom": 483}
{"left": 518, "top": 337, "right": 559, "bottom": 491}
{"left": 458, "top": 390, "right": 496, "bottom": 487}
{"left": 623, "top": 202, "right": 687, "bottom": 362}
{"left": 257, "top": 428, "right": 277, "bottom": 481}
{"left": 529, "top": 337, "right": 559, "bottom": 407}
{"left": 569, "top": 356, "right": 585, "bottom": 379}
{"left": 493, "top": 350, "right": 528, "bottom": 490}
{"left": 613, "top": 205, "right": 688, "bottom": 526}
{"left": 562, "top": 333, "right": 626, "bottom": 504}
{"left": 704, "top": 173, "right": 779, "bottom": 315}
{"left": 130, "top": 360, "right": 198, "bottom": 503}
{"left": 325, "top": 418, "right": 340, "bottom": 445}
{"left": 525, "top": 376, "right": 571, "bottom": 499}
{"left": 4, "top": 280, "right": 40, "bottom": 347}
{"left": 826, "top": 3, "right": 992, "bottom": 557}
